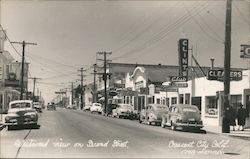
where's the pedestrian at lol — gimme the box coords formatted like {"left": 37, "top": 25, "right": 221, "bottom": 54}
{"left": 229, "top": 106, "right": 236, "bottom": 131}
{"left": 237, "top": 104, "right": 247, "bottom": 131}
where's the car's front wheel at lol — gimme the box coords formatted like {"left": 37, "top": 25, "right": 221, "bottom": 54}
{"left": 170, "top": 121, "right": 176, "bottom": 130}
{"left": 7, "top": 125, "right": 14, "bottom": 131}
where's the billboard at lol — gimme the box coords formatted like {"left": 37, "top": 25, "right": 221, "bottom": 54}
{"left": 178, "top": 39, "right": 189, "bottom": 81}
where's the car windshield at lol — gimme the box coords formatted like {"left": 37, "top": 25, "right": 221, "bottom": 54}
{"left": 182, "top": 107, "right": 198, "bottom": 113}
{"left": 93, "top": 103, "right": 101, "bottom": 107}
{"left": 11, "top": 102, "right": 31, "bottom": 109}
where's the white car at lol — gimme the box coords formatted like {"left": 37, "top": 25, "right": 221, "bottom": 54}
{"left": 112, "top": 104, "right": 134, "bottom": 119}
{"left": 5, "top": 100, "right": 38, "bottom": 130}
{"left": 90, "top": 103, "right": 102, "bottom": 114}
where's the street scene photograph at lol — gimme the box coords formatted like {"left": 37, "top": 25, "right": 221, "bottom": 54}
{"left": 0, "top": 0, "right": 250, "bottom": 158}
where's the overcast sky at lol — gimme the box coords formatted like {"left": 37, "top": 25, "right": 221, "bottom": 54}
{"left": 1, "top": 0, "right": 249, "bottom": 103}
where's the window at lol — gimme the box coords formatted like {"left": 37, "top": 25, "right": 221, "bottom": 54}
{"left": 179, "top": 94, "right": 184, "bottom": 104}
{"left": 230, "top": 95, "right": 242, "bottom": 111}
{"left": 171, "top": 97, "right": 177, "bottom": 105}
{"left": 156, "top": 98, "right": 160, "bottom": 104}
{"left": 125, "top": 96, "right": 130, "bottom": 104}
{"left": 166, "top": 98, "right": 169, "bottom": 106}
{"left": 205, "top": 96, "right": 218, "bottom": 116}
{"left": 191, "top": 96, "right": 202, "bottom": 111}
{"left": 185, "top": 93, "right": 190, "bottom": 104}
{"left": 148, "top": 96, "right": 154, "bottom": 104}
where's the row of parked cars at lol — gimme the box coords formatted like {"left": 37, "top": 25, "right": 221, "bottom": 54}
{"left": 140, "top": 104, "right": 204, "bottom": 131}
{"left": 83, "top": 103, "right": 136, "bottom": 119}
{"left": 84, "top": 102, "right": 204, "bottom": 131}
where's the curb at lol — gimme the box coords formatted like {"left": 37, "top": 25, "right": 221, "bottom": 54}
{"left": 206, "top": 130, "right": 250, "bottom": 140}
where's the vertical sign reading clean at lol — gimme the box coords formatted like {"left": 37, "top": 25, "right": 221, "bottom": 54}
{"left": 178, "top": 39, "right": 189, "bottom": 80}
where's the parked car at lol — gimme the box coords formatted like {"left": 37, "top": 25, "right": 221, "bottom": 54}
{"left": 47, "top": 103, "right": 56, "bottom": 110}
{"left": 112, "top": 104, "right": 134, "bottom": 119}
{"left": 83, "top": 104, "right": 92, "bottom": 111}
{"left": 33, "top": 102, "right": 42, "bottom": 113}
{"left": 90, "top": 103, "right": 102, "bottom": 114}
{"left": 5, "top": 100, "right": 38, "bottom": 130}
{"left": 139, "top": 104, "right": 168, "bottom": 125}
{"left": 101, "top": 103, "right": 119, "bottom": 116}
{"left": 161, "top": 104, "right": 203, "bottom": 130}
{"left": 66, "top": 104, "right": 77, "bottom": 110}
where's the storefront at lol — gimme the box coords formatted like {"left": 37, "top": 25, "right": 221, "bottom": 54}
{"left": 0, "top": 87, "right": 20, "bottom": 113}
{"left": 162, "top": 69, "right": 249, "bottom": 126}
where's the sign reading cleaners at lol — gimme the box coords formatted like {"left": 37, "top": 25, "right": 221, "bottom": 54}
{"left": 178, "top": 39, "right": 189, "bottom": 81}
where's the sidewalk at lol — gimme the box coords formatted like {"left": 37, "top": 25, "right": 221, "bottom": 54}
{"left": 204, "top": 124, "right": 250, "bottom": 139}
{"left": 0, "top": 114, "right": 6, "bottom": 131}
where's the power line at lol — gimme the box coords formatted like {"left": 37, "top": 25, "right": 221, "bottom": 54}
{"left": 112, "top": 1, "right": 209, "bottom": 61}
{"left": 0, "top": 24, "right": 21, "bottom": 57}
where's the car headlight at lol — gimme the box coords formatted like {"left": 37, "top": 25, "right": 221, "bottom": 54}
{"left": 5, "top": 116, "right": 10, "bottom": 121}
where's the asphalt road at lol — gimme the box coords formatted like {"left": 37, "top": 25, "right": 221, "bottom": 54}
{"left": 1, "top": 108, "right": 249, "bottom": 158}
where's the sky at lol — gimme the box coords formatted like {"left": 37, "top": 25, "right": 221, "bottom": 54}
{"left": 0, "top": 0, "right": 249, "bottom": 103}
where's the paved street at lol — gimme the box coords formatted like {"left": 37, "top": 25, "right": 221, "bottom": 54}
{"left": 1, "top": 108, "right": 249, "bottom": 158}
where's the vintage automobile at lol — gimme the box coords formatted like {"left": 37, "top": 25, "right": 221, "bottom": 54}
{"left": 5, "top": 100, "right": 38, "bottom": 130}
{"left": 83, "top": 104, "right": 92, "bottom": 111}
{"left": 101, "top": 103, "right": 118, "bottom": 116}
{"left": 33, "top": 102, "right": 42, "bottom": 113}
{"left": 66, "top": 104, "right": 77, "bottom": 110}
{"left": 112, "top": 104, "right": 134, "bottom": 119}
{"left": 139, "top": 104, "right": 168, "bottom": 125}
{"left": 161, "top": 104, "right": 203, "bottom": 130}
{"left": 47, "top": 103, "right": 56, "bottom": 110}
{"left": 90, "top": 103, "right": 102, "bottom": 114}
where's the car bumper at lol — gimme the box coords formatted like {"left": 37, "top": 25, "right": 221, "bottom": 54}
{"left": 5, "top": 120, "right": 37, "bottom": 126}
{"left": 176, "top": 122, "right": 203, "bottom": 128}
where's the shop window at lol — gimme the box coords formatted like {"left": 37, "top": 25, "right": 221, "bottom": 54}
{"left": 185, "top": 93, "right": 190, "bottom": 104}
{"left": 171, "top": 97, "right": 177, "bottom": 105}
{"left": 205, "top": 96, "right": 218, "bottom": 116}
{"left": 125, "top": 96, "right": 130, "bottom": 104}
{"left": 191, "top": 96, "right": 201, "bottom": 111}
{"left": 156, "top": 98, "right": 160, "bottom": 104}
{"left": 179, "top": 94, "right": 184, "bottom": 104}
{"left": 166, "top": 98, "right": 169, "bottom": 106}
{"left": 148, "top": 96, "right": 154, "bottom": 104}
{"left": 230, "top": 95, "right": 242, "bottom": 111}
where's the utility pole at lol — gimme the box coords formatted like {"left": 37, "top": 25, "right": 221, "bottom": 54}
{"left": 71, "top": 82, "right": 74, "bottom": 105}
{"left": 29, "top": 77, "right": 41, "bottom": 101}
{"left": 222, "top": 0, "right": 232, "bottom": 133}
{"left": 93, "top": 64, "right": 97, "bottom": 103}
{"left": 97, "top": 51, "right": 112, "bottom": 115}
{"left": 78, "top": 67, "right": 86, "bottom": 110}
{"left": 11, "top": 41, "right": 37, "bottom": 100}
